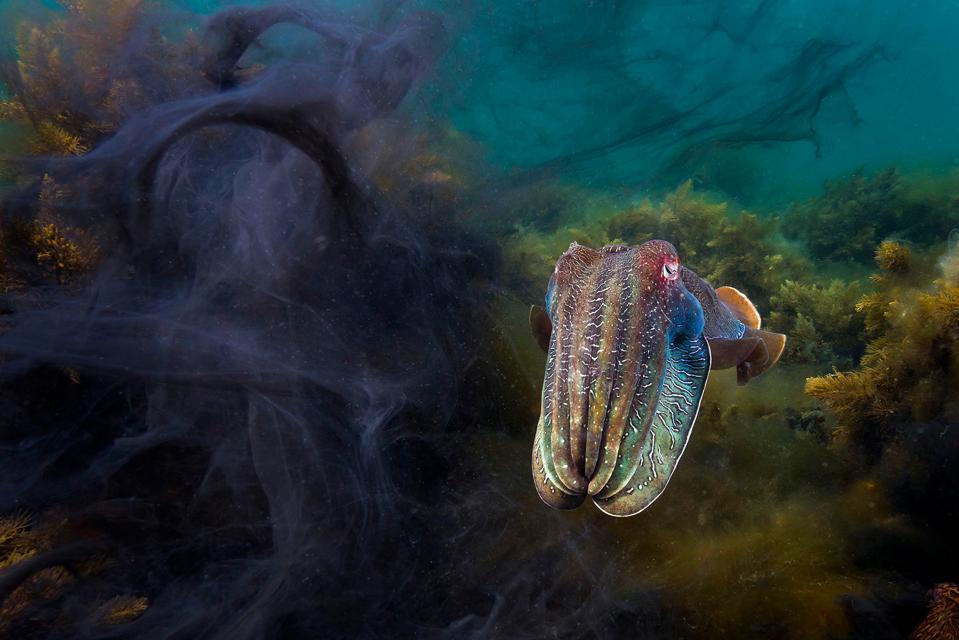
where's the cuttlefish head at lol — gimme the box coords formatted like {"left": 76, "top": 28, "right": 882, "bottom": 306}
{"left": 541, "top": 240, "right": 704, "bottom": 341}
{"left": 647, "top": 241, "right": 706, "bottom": 346}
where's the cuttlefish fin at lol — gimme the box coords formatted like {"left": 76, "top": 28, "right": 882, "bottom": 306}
{"left": 706, "top": 329, "right": 786, "bottom": 385}
{"left": 529, "top": 305, "right": 552, "bottom": 353}
{"left": 716, "top": 286, "right": 761, "bottom": 329}
{"left": 706, "top": 336, "right": 762, "bottom": 370}
{"left": 735, "top": 329, "right": 787, "bottom": 385}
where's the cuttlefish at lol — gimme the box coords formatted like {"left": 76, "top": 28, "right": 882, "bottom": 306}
{"left": 529, "top": 240, "right": 786, "bottom": 516}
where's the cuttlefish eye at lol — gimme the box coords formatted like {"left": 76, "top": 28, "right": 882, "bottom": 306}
{"left": 662, "top": 260, "right": 680, "bottom": 280}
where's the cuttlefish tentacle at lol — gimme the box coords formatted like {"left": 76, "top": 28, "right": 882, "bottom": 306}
{"left": 530, "top": 241, "right": 786, "bottom": 516}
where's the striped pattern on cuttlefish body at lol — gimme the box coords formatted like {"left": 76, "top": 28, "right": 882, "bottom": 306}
{"left": 529, "top": 240, "right": 786, "bottom": 516}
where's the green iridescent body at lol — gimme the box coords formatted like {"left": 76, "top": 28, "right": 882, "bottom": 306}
{"left": 530, "top": 240, "right": 785, "bottom": 516}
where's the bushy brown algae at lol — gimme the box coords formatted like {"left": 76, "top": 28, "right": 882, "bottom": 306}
{"left": 783, "top": 167, "right": 902, "bottom": 263}
{"left": 783, "top": 167, "right": 959, "bottom": 265}
{"left": 0, "top": 511, "right": 148, "bottom": 634}
{"left": 769, "top": 279, "right": 866, "bottom": 369}
{"left": 0, "top": 0, "right": 201, "bottom": 161}
{"left": 806, "top": 240, "right": 959, "bottom": 453}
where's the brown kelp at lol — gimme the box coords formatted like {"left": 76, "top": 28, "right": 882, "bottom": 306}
{"left": 0, "top": 510, "right": 148, "bottom": 636}
{"left": 783, "top": 168, "right": 903, "bottom": 263}
{"left": 0, "top": 0, "right": 201, "bottom": 159}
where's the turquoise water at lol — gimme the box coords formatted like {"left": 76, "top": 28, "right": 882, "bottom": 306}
{"left": 0, "top": 2, "right": 957, "bottom": 638}
{"left": 435, "top": 2, "right": 959, "bottom": 200}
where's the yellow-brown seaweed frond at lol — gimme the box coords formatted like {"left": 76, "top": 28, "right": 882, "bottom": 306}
{"left": 0, "top": 512, "right": 71, "bottom": 635}
{"left": 855, "top": 291, "right": 893, "bottom": 337}
{"left": 0, "top": 174, "right": 102, "bottom": 284}
{"left": 0, "top": 511, "right": 33, "bottom": 554}
{"left": 98, "top": 595, "right": 150, "bottom": 625}
{"left": 0, "top": 214, "right": 100, "bottom": 286}
{"left": 21, "top": 219, "right": 100, "bottom": 284}
{"left": 806, "top": 243, "right": 959, "bottom": 450}
{"left": 918, "top": 285, "right": 959, "bottom": 334}
{"left": 31, "top": 120, "right": 88, "bottom": 156}
{"left": 875, "top": 239, "right": 911, "bottom": 273}
{"left": 804, "top": 367, "right": 892, "bottom": 450}
{"left": 0, "top": 0, "right": 199, "bottom": 161}
{"left": 911, "top": 583, "right": 959, "bottom": 640}
{"left": 0, "top": 511, "right": 149, "bottom": 634}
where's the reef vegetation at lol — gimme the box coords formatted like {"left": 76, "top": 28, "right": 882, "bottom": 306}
{"left": 0, "top": 2, "right": 957, "bottom": 640}
{"left": 496, "top": 170, "right": 959, "bottom": 639}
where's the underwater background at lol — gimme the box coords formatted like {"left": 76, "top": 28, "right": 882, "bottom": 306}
{"left": 0, "top": 0, "right": 957, "bottom": 638}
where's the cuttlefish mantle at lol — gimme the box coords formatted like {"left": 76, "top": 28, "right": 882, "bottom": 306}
{"left": 528, "top": 240, "right": 786, "bottom": 516}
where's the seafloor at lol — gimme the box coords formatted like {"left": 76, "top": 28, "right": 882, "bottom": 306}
{"left": 0, "top": 1, "right": 957, "bottom": 639}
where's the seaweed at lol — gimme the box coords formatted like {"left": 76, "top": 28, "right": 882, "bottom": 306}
{"left": 0, "top": 510, "right": 147, "bottom": 635}
{"left": 874, "top": 239, "right": 912, "bottom": 274}
{"left": 805, "top": 241, "right": 959, "bottom": 455}
{"left": 910, "top": 583, "right": 959, "bottom": 640}
{"left": 783, "top": 168, "right": 902, "bottom": 263}
{"left": 0, "top": 176, "right": 99, "bottom": 286}
{"left": 769, "top": 279, "right": 866, "bottom": 368}
{"left": 783, "top": 168, "right": 959, "bottom": 264}
{"left": 0, "top": 0, "right": 199, "bottom": 159}
{"left": 0, "top": 512, "right": 70, "bottom": 636}
{"left": 97, "top": 595, "right": 150, "bottom": 625}
{"left": 505, "top": 180, "right": 805, "bottom": 312}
